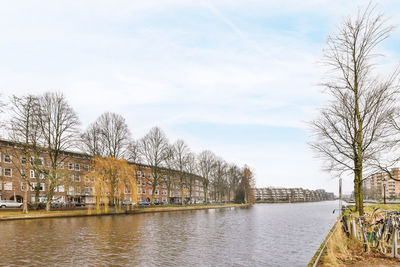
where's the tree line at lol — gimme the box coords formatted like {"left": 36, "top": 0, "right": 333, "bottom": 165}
{"left": 0, "top": 92, "right": 255, "bottom": 213}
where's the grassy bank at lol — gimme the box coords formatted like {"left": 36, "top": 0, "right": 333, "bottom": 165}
{"left": 315, "top": 204, "right": 400, "bottom": 266}
{"left": 0, "top": 203, "right": 249, "bottom": 221}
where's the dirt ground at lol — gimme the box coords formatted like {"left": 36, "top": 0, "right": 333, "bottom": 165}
{"left": 318, "top": 227, "right": 400, "bottom": 266}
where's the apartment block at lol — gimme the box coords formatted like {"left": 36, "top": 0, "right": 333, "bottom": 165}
{"left": 253, "top": 187, "right": 335, "bottom": 202}
{"left": 363, "top": 168, "right": 400, "bottom": 200}
{"left": 0, "top": 139, "right": 205, "bottom": 205}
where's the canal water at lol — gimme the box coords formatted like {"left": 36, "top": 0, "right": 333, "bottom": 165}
{"left": 0, "top": 201, "right": 338, "bottom": 266}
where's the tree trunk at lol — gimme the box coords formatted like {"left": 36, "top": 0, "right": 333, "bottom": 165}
{"left": 167, "top": 183, "right": 171, "bottom": 204}
{"left": 180, "top": 185, "right": 184, "bottom": 206}
{"left": 358, "top": 174, "right": 364, "bottom": 215}
{"left": 23, "top": 180, "right": 28, "bottom": 213}
{"left": 204, "top": 184, "right": 208, "bottom": 204}
{"left": 151, "top": 182, "right": 156, "bottom": 205}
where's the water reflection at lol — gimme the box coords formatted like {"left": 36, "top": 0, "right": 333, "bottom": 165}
{"left": 0, "top": 201, "right": 338, "bottom": 266}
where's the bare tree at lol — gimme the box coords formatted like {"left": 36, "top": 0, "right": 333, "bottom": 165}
{"left": 172, "top": 139, "right": 190, "bottom": 205}
{"left": 7, "top": 95, "right": 42, "bottom": 213}
{"left": 235, "top": 165, "right": 255, "bottom": 204}
{"left": 161, "top": 145, "right": 175, "bottom": 204}
{"left": 210, "top": 158, "right": 228, "bottom": 203}
{"left": 80, "top": 121, "right": 104, "bottom": 157}
{"left": 198, "top": 150, "right": 216, "bottom": 204}
{"left": 37, "top": 92, "right": 80, "bottom": 211}
{"left": 185, "top": 152, "right": 198, "bottom": 203}
{"left": 127, "top": 140, "right": 141, "bottom": 163}
{"left": 81, "top": 112, "right": 130, "bottom": 159}
{"left": 227, "top": 164, "right": 241, "bottom": 202}
{"left": 309, "top": 6, "right": 398, "bottom": 215}
{"left": 138, "top": 127, "right": 169, "bottom": 204}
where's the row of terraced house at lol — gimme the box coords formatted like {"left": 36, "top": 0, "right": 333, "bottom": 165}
{"left": 253, "top": 187, "right": 335, "bottom": 202}
{"left": 0, "top": 139, "right": 206, "bottom": 205}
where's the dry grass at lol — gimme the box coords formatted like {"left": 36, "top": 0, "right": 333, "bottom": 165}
{"left": 318, "top": 208, "right": 400, "bottom": 266}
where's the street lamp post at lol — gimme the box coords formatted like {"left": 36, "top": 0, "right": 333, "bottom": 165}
{"left": 383, "top": 182, "right": 387, "bottom": 204}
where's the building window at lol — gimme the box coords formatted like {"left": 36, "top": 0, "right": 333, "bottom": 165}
{"left": 4, "top": 168, "right": 12, "bottom": 177}
{"left": 84, "top": 165, "right": 89, "bottom": 171}
{"left": 68, "top": 163, "right": 74, "bottom": 170}
{"left": 31, "top": 182, "right": 44, "bottom": 191}
{"left": 37, "top": 157, "right": 44, "bottom": 166}
{"left": 21, "top": 157, "right": 27, "bottom": 165}
{"left": 142, "top": 189, "right": 146, "bottom": 194}
{"left": 58, "top": 185, "right": 65, "bottom": 192}
{"left": 75, "top": 186, "right": 81, "bottom": 194}
{"left": 39, "top": 172, "right": 45, "bottom": 179}
{"left": 75, "top": 175, "right": 81, "bottom": 182}
{"left": 68, "top": 186, "right": 74, "bottom": 195}
{"left": 4, "top": 155, "right": 12, "bottom": 163}
{"left": 4, "top": 182, "right": 12, "bottom": 190}
{"left": 155, "top": 189, "right": 159, "bottom": 195}
{"left": 69, "top": 174, "right": 74, "bottom": 182}
{"left": 30, "top": 170, "right": 36, "bottom": 178}
{"left": 59, "top": 162, "right": 64, "bottom": 169}
{"left": 75, "top": 164, "right": 80, "bottom": 171}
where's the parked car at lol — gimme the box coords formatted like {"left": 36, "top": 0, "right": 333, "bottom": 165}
{"left": 154, "top": 201, "right": 163, "bottom": 205}
{"left": 72, "top": 202, "right": 86, "bottom": 207}
{"left": 0, "top": 200, "right": 23, "bottom": 208}
{"left": 138, "top": 201, "right": 151, "bottom": 206}
{"left": 122, "top": 201, "right": 136, "bottom": 206}
{"left": 51, "top": 201, "right": 66, "bottom": 208}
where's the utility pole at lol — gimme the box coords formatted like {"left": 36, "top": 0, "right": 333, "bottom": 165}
{"left": 383, "top": 183, "right": 386, "bottom": 204}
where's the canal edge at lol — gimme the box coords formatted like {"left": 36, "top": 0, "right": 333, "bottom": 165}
{"left": 0, "top": 203, "right": 250, "bottom": 222}
{"left": 308, "top": 216, "right": 340, "bottom": 267}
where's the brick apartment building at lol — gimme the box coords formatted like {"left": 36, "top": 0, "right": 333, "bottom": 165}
{"left": 253, "top": 187, "right": 335, "bottom": 202}
{"left": 0, "top": 139, "right": 205, "bottom": 205}
{"left": 363, "top": 168, "right": 400, "bottom": 200}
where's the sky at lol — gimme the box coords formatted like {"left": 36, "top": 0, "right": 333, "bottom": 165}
{"left": 1, "top": 0, "right": 400, "bottom": 194}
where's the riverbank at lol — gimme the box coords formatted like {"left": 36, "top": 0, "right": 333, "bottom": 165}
{"left": 311, "top": 204, "right": 400, "bottom": 266}
{"left": 0, "top": 203, "right": 249, "bottom": 221}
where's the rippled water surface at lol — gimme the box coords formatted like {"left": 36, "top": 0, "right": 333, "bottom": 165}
{"left": 0, "top": 201, "right": 339, "bottom": 266}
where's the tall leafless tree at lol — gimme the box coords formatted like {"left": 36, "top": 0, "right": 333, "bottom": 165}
{"left": 310, "top": 6, "right": 398, "bottom": 215}
{"left": 81, "top": 112, "right": 130, "bottom": 159}
{"left": 227, "top": 164, "right": 241, "bottom": 202}
{"left": 211, "top": 158, "right": 228, "bottom": 203}
{"left": 37, "top": 92, "right": 80, "bottom": 211}
{"left": 127, "top": 140, "right": 141, "bottom": 163}
{"left": 138, "top": 127, "right": 169, "bottom": 204}
{"left": 7, "top": 95, "right": 43, "bottom": 213}
{"left": 161, "top": 145, "right": 176, "bottom": 204}
{"left": 198, "top": 150, "right": 216, "bottom": 203}
{"left": 185, "top": 152, "right": 198, "bottom": 203}
{"left": 172, "top": 139, "right": 190, "bottom": 205}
